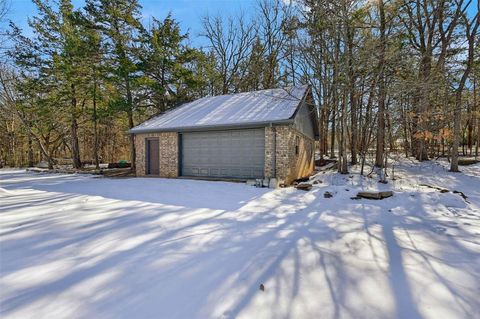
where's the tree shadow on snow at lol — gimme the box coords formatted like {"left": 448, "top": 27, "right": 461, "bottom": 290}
{"left": 1, "top": 174, "right": 479, "bottom": 318}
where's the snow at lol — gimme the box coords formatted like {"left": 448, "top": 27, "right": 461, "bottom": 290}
{"left": 129, "top": 85, "right": 308, "bottom": 133}
{"left": 1, "top": 159, "right": 479, "bottom": 319}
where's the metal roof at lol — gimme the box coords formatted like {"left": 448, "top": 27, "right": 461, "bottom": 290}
{"left": 130, "top": 85, "right": 310, "bottom": 133}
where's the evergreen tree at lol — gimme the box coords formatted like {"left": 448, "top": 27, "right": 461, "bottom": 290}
{"left": 86, "top": 0, "right": 144, "bottom": 170}
{"left": 139, "top": 14, "right": 202, "bottom": 112}
{"left": 10, "top": 0, "right": 92, "bottom": 168}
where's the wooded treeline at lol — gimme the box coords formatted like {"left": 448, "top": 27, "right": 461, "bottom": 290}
{"left": 0, "top": 0, "right": 479, "bottom": 173}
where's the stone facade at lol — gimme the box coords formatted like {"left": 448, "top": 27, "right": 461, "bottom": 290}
{"left": 135, "top": 125, "right": 314, "bottom": 185}
{"left": 264, "top": 127, "right": 275, "bottom": 178}
{"left": 265, "top": 125, "right": 315, "bottom": 184}
{"left": 134, "top": 132, "right": 178, "bottom": 177}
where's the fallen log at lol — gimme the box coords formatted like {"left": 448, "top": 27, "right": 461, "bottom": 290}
{"left": 419, "top": 184, "right": 449, "bottom": 193}
{"left": 295, "top": 183, "right": 312, "bottom": 191}
{"left": 356, "top": 191, "right": 393, "bottom": 200}
{"left": 458, "top": 159, "right": 479, "bottom": 166}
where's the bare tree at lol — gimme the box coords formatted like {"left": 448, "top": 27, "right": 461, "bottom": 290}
{"left": 375, "top": 0, "right": 386, "bottom": 167}
{"left": 202, "top": 13, "right": 256, "bottom": 94}
{"left": 450, "top": 0, "right": 479, "bottom": 172}
{"left": 398, "top": 0, "right": 466, "bottom": 161}
{"left": 0, "top": 0, "right": 10, "bottom": 57}
{"left": 256, "top": 0, "right": 292, "bottom": 88}
{"left": 0, "top": 66, "right": 62, "bottom": 168}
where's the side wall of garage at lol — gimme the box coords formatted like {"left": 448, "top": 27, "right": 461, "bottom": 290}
{"left": 134, "top": 132, "right": 178, "bottom": 177}
{"left": 265, "top": 125, "right": 315, "bottom": 185}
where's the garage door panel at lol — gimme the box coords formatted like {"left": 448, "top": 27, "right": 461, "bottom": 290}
{"left": 181, "top": 129, "right": 265, "bottom": 179}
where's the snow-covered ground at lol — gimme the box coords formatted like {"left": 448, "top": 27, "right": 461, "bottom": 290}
{"left": 1, "top": 159, "right": 479, "bottom": 319}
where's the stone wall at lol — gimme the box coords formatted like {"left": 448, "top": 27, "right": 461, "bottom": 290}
{"left": 265, "top": 125, "right": 315, "bottom": 184}
{"left": 264, "top": 127, "right": 275, "bottom": 178}
{"left": 134, "top": 132, "right": 178, "bottom": 177}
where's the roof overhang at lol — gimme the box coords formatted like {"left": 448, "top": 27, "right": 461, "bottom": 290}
{"left": 128, "top": 119, "right": 295, "bottom": 134}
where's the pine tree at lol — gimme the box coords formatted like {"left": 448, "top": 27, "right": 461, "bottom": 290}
{"left": 10, "top": 0, "right": 93, "bottom": 168}
{"left": 86, "top": 0, "right": 144, "bottom": 170}
{"left": 139, "top": 15, "right": 201, "bottom": 112}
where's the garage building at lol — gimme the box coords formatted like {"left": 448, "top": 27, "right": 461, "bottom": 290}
{"left": 130, "top": 85, "right": 319, "bottom": 185}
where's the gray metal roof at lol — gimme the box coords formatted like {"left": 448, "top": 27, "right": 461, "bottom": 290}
{"left": 130, "top": 85, "right": 309, "bottom": 133}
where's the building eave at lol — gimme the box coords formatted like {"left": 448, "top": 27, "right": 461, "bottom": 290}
{"left": 128, "top": 119, "right": 295, "bottom": 134}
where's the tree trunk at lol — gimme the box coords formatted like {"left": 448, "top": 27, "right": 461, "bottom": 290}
{"left": 330, "top": 36, "right": 339, "bottom": 160}
{"left": 467, "top": 103, "right": 473, "bottom": 155}
{"left": 70, "top": 84, "right": 82, "bottom": 169}
{"left": 475, "top": 77, "right": 479, "bottom": 158}
{"left": 127, "top": 109, "right": 135, "bottom": 170}
{"left": 318, "top": 89, "right": 325, "bottom": 159}
{"left": 330, "top": 96, "right": 336, "bottom": 159}
{"left": 375, "top": 0, "right": 386, "bottom": 167}
{"left": 401, "top": 96, "right": 410, "bottom": 157}
{"left": 93, "top": 76, "right": 100, "bottom": 169}
{"left": 339, "top": 89, "right": 348, "bottom": 174}
{"left": 450, "top": 14, "right": 479, "bottom": 171}
{"left": 70, "top": 117, "right": 81, "bottom": 168}
{"left": 125, "top": 77, "right": 136, "bottom": 171}
{"left": 42, "top": 134, "right": 55, "bottom": 170}
{"left": 347, "top": 25, "right": 357, "bottom": 165}
{"left": 7, "top": 121, "right": 15, "bottom": 167}
{"left": 324, "top": 108, "right": 330, "bottom": 157}
{"left": 415, "top": 53, "right": 431, "bottom": 162}
{"left": 27, "top": 133, "right": 34, "bottom": 167}
{"left": 451, "top": 91, "right": 462, "bottom": 172}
